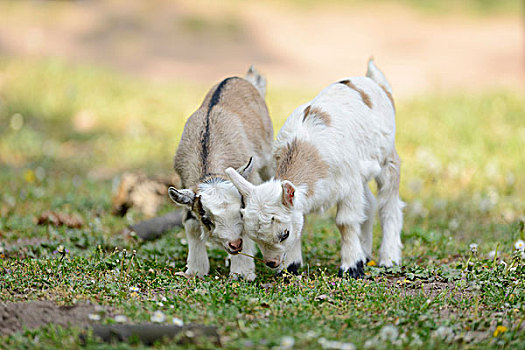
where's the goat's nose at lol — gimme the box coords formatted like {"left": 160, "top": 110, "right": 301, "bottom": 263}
{"left": 228, "top": 238, "right": 243, "bottom": 252}
{"left": 265, "top": 259, "right": 280, "bottom": 269}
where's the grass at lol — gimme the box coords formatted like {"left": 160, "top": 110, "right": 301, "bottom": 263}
{"left": 0, "top": 58, "right": 524, "bottom": 349}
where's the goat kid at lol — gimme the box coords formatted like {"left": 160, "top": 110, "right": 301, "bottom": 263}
{"left": 226, "top": 59, "right": 403, "bottom": 279}
{"left": 168, "top": 66, "right": 273, "bottom": 281}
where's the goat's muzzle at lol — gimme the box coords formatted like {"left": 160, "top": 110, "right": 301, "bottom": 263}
{"left": 264, "top": 259, "right": 280, "bottom": 269}
{"left": 227, "top": 238, "right": 243, "bottom": 254}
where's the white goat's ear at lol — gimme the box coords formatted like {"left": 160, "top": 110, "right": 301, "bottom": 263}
{"left": 225, "top": 167, "right": 255, "bottom": 198}
{"left": 281, "top": 180, "right": 296, "bottom": 208}
{"left": 236, "top": 157, "right": 255, "bottom": 180}
{"left": 168, "top": 187, "right": 195, "bottom": 207}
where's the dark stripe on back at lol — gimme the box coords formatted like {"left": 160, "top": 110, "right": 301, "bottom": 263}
{"left": 339, "top": 79, "right": 373, "bottom": 109}
{"left": 200, "top": 77, "right": 238, "bottom": 174}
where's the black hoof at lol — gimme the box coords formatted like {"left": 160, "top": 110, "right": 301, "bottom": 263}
{"left": 286, "top": 262, "right": 301, "bottom": 275}
{"left": 338, "top": 260, "right": 365, "bottom": 279}
{"left": 275, "top": 262, "right": 302, "bottom": 278}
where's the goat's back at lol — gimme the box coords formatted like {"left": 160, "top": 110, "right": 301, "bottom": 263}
{"left": 175, "top": 77, "right": 273, "bottom": 189}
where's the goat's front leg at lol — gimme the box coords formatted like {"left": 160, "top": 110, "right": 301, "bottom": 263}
{"left": 184, "top": 215, "right": 209, "bottom": 277}
{"left": 336, "top": 193, "right": 367, "bottom": 279}
{"left": 283, "top": 233, "right": 303, "bottom": 275}
{"left": 360, "top": 185, "right": 376, "bottom": 261}
{"left": 229, "top": 237, "right": 257, "bottom": 281}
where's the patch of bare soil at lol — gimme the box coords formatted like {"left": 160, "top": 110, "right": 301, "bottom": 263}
{"left": 0, "top": 301, "right": 101, "bottom": 336}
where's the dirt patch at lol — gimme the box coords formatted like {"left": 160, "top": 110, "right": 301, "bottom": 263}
{"left": 0, "top": 301, "right": 102, "bottom": 336}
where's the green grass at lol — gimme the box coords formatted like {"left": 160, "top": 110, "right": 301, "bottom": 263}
{"left": 0, "top": 58, "right": 524, "bottom": 349}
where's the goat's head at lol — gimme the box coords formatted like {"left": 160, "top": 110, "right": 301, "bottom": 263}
{"left": 168, "top": 158, "right": 255, "bottom": 254}
{"left": 225, "top": 167, "right": 304, "bottom": 271}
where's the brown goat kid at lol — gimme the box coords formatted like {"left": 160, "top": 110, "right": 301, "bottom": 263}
{"left": 168, "top": 66, "right": 273, "bottom": 280}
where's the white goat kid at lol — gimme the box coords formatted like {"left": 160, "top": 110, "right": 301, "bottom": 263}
{"left": 168, "top": 66, "right": 273, "bottom": 281}
{"left": 226, "top": 59, "right": 403, "bottom": 279}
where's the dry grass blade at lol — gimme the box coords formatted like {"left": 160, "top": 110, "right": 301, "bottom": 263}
{"left": 236, "top": 252, "right": 265, "bottom": 263}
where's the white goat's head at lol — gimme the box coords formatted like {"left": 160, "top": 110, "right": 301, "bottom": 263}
{"left": 225, "top": 167, "right": 304, "bottom": 270}
{"left": 168, "top": 159, "right": 255, "bottom": 254}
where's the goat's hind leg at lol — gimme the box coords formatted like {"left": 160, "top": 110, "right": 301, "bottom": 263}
{"left": 336, "top": 185, "right": 367, "bottom": 279}
{"left": 376, "top": 148, "right": 404, "bottom": 267}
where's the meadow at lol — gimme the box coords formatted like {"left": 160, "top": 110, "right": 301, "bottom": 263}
{"left": 0, "top": 57, "right": 524, "bottom": 349}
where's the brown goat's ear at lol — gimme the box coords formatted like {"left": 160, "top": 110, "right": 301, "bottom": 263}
{"left": 245, "top": 65, "right": 266, "bottom": 97}
{"left": 236, "top": 157, "right": 255, "bottom": 180}
{"left": 281, "top": 181, "right": 296, "bottom": 208}
{"left": 168, "top": 187, "right": 195, "bottom": 208}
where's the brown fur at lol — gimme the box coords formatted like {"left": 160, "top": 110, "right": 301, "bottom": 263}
{"left": 340, "top": 79, "right": 373, "bottom": 109}
{"left": 275, "top": 139, "right": 328, "bottom": 197}
{"left": 380, "top": 84, "right": 395, "bottom": 111}
{"left": 174, "top": 77, "right": 273, "bottom": 193}
{"left": 303, "top": 106, "right": 331, "bottom": 126}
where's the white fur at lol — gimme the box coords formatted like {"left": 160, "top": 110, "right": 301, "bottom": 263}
{"left": 178, "top": 168, "right": 258, "bottom": 281}
{"left": 227, "top": 60, "right": 404, "bottom": 274}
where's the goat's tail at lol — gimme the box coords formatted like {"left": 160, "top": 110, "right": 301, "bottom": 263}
{"left": 244, "top": 65, "right": 267, "bottom": 98}
{"left": 366, "top": 58, "right": 392, "bottom": 95}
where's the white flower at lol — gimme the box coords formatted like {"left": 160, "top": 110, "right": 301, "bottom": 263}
{"left": 515, "top": 239, "right": 524, "bottom": 251}
{"left": 488, "top": 250, "right": 497, "bottom": 259}
{"left": 318, "top": 338, "right": 355, "bottom": 350}
{"left": 88, "top": 313, "right": 101, "bottom": 321}
{"left": 469, "top": 243, "right": 478, "bottom": 253}
{"left": 151, "top": 310, "right": 166, "bottom": 323}
{"left": 410, "top": 334, "right": 423, "bottom": 347}
{"left": 379, "top": 325, "right": 399, "bottom": 342}
{"left": 363, "top": 339, "right": 377, "bottom": 349}
{"left": 129, "top": 286, "right": 139, "bottom": 293}
{"left": 448, "top": 219, "right": 459, "bottom": 230}
{"left": 157, "top": 302, "right": 164, "bottom": 307}
{"left": 114, "top": 315, "right": 128, "bottom": 323}
{"left": 280, "top": 336, "right": 295, "bottom": 349}
{"left": 305, "top": 330, "right": 317, "bottom": 339}
{"left": 432, "top": 326, "right": 454, "bottom": 342}
{"left": 338, "top": 343, "right": 356, "bottom": 350}
{"left": 172, "top": 317, "right": 184, "bottom": 326}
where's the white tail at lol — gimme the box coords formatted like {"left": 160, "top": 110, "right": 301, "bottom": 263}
{"left": 366, "top": 58, "right": 392, "bottom": 95}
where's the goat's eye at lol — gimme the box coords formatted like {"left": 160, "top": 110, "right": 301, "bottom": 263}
{"left": 201, "top": 216, "right": 213, "bottom": 230}
{"left": 279, "top": 229, "right": 290, "bottom": 242}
